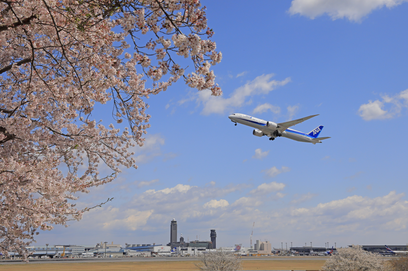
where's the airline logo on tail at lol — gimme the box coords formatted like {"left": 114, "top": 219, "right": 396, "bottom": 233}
{"left": 326, "top": 246, "right": 334, "bottom": 255}
{"left": 385, "top": 245, "right": 395, "bottom": 253}
{"left": 308, "top": 125, "right": 324, "bottom": 138}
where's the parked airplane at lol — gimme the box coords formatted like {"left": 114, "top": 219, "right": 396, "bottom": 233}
{"left": 228, "top": 113, "right": 330, "bottom": 144}
{"left": 234, "top": 244, "right": 241, "bottom": 252}
{"left": 385, "top": 245, "right": 408, "bottom": 254}
{"left": 326, "top": 247, "right": 334, "bottom": 255}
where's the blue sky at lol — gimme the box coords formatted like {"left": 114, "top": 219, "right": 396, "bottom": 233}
{"left": 37, "top": 0, "right": 408, "bottom": 249}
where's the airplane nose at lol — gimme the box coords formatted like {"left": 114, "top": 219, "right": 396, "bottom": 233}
{"left": 228, "top": 114, "right": 235, "bottom": 120}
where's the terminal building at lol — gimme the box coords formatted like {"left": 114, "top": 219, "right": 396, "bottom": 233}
{"left": 352, "top": 244, "right": 408, "bottom": 254}
{"left": 290, "top": 246, "right": 333, "bottom": 255}
{"left": 254, "top": 240, "right": 272, "bottom": 254}
{"left": 123, "top": 219, "right": 217, "bottom": 256}
{"left": 167, "top": 219, "right": 216, "bottom": 250}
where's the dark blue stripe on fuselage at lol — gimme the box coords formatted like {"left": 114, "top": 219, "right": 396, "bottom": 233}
{"left": 286, "top": 128, "right": 314, "bottom": 138}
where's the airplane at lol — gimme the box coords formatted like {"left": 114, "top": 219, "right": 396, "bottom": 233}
{"left": 234, "top": 244, "right": 241, "bottom": 252}
{"left": 385, "top": 245, "right": 408, "bottom": 254}
{"left": 326, "top": 247, "right": 334, "bottom": 255}
{"left": 228, "top": 113, "right": 330, "bottom": 144}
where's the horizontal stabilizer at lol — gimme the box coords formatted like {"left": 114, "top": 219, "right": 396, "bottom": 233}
{"left": 317, "top": 137, "right": 331, "bottom": 140}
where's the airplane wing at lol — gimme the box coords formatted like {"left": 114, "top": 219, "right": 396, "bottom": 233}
{"left": 277, "top": 114, "right": 319, "bottom": 131}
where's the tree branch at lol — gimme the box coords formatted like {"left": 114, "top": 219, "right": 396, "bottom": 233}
{"left": 0, "top": 126, "right": 16, "bottom": 144}
{"left": 0, "top": 15, "right": 37, "bottom": 33}
{"left": 0, "top": 58, "right": 32, "bottom": 75}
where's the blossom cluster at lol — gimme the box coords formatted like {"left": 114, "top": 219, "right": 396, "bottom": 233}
{"left": 322, "top": 246, "right": 386, "bottom": 271}
{"left": 0, "top": 0, "right": 221, "bottom": 258}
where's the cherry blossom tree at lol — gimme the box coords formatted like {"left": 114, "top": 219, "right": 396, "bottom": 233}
{"left": 0, "top": 0, "right": 221, "bottom": 258}
{"left": 322, "top": 246, "right": 386, "bottom": 271}
{"left": 196, "top": 251, "right": 242, "bottom": 271}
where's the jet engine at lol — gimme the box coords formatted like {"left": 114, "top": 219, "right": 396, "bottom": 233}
{"left": 253, "top": 129, "right": 263, "bottom": 137}
{"left": 266, "top": 121, "right": 277, "bottom": 130}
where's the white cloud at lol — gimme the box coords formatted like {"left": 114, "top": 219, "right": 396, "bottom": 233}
{"left": 262, "top": 166, "right": 290, "bottom": 178}
{"left": 358, "top": 100, "right": 391, "bottom": 120}
{"left": 135, "top": 179, "right": 159, "bottom": 188}
{"left": 231, "top": 197, "right": 262, "bottom": 207}
{"left": 178, "top": 95, "right": 196, "bottom": 106}
{"left": 252, "top": 148, "right": 269, "bottom": 160}
{"left": 358, "top": 89, "right": 408, "bottom": 121}
{"left": 50, "top": 185, "right": 408, "bottom": 247}
{"left": 275, "top": 192, "right": 286, "bottom": 199}
{"left": 288, "top": 0, "right": 408, "bottom": 22}
{"left": 400, "top": 89, "right": 408, "bottom": 102}
{"left": 345, "top": 171, "right": 363, "bottom": 180}
{"left": 287, "top": 105, "right": 299, "bottom": 120}
{"left": 197, "top": 74, "right": 291, "bottom": 115}
{"left": 129, "top": 183, "right": 248, "bottom": 223}
{"left": 250, "top": 181, "right": 286, "bottom": 196}
{"left": 145, "top": 184, "right": 192, "bottom": 195}
{"left": 132, "top": 134, "right": 166, "bottom": 164}
{"left": 252, "top": 103, "right": 281, "bottom": 115}
{"left": 297, "top": 191, "right": 406, "bottom": 223}
{"left": 203, "top": 199, "right": 229, "bottom": 209}
{"left": 236, "top": 71, "right": 248, "bottom": 78}
{"left": 290, "top": 192, "right": 318, "bottom": 204}
{"left": 102, "top": 208, "right": 153, "bottom": 231}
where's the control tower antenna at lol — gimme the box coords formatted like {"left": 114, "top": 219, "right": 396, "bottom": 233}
{"left": 250, "top": 222, "right": 255, "bottom": 249}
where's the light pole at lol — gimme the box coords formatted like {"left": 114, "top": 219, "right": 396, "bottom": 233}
{"left": 104, "top": 242, "right": 107, "bottom": 258}
{"left": 46, "top": 244, "right": 49, "bottom": 259}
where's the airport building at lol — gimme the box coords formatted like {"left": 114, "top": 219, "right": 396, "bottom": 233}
{"left": 352, "top": 244, "right": 408, "bottom": 254}
{"left": 290, "top": 246, "right": 333, "bottom": 256}
{"left": 124, "top": 243, "right": 171, "bottom": 256}
{"left": 254, "top": 240, "right": 272, "bottom": 254}
{"left": 166, "top": 219, "right": 216, "bottom": 250}
{"left": 210, "top": 229, "right": 217, "bottom": 249}
{"left": 14, "top": 242, "right": 126, "bottom": 259}
{"left": 170, "top": 219, "right": 177, "bottom": 247}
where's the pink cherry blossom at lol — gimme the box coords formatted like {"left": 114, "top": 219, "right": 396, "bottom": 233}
{"left": 0, "top": 0, "right": 221, "bottom": 260}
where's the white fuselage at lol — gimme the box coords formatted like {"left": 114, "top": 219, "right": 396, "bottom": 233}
{"left": 228, "top": 113, "right": 321, "bottom": 143}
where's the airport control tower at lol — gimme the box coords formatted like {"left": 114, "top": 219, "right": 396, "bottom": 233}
{"left": 170, "top": 219, "right": 177, "bottom": 246}
{"left": 210, "top": 229, "right": 217, "bottom": 249}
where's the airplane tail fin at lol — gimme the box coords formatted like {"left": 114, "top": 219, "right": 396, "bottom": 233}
{"left": 308, "top": 125, "right": 324, "bottom": 138}
{"left": 385, "top": 245, "right": 395, "bottom": 253}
